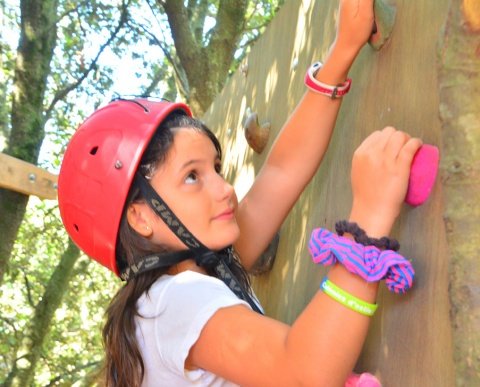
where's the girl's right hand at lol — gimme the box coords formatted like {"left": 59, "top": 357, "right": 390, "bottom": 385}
{"left": 349, "top": 127, "right": 423, "bottom": 236}
{"left": 334, "top": 0, "right": 376, "bottom": 55}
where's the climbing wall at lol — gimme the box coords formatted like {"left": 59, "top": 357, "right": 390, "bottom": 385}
{"left": 203, "top": 1, "right": 455, "bottom": 385}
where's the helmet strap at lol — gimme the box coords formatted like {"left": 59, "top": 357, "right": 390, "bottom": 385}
{"left": 129, "top": 173, "right": 263, "bottom": 314}
{"left": 120, "top": 250, "right": 192, "bottom": 281}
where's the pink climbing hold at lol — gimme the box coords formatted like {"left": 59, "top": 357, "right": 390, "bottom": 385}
{"left": 345, "top": 372, "right": 382, "bottom": 386}
{"left": 405, "top": 144, "right": 440, "bottom": 206}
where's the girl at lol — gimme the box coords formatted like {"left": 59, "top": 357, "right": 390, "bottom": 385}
{"left": 58, "top": 0, "right": 422, "bottom": 385}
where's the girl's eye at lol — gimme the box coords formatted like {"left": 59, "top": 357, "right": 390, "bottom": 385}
{"left": 215, "top": 162, "right": 223, "bottom": 175}
{"left": 185, "top": 171, "right": 198, "bottom": 184}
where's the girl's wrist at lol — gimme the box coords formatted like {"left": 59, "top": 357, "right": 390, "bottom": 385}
{"left": 329, "top": 39, "right": 363, "bottom": 61}
{"left": 315, "top": 42, "right": 360, "bottom": 85}
{"left": 328, "top": 264, "right": 379, "bottom": 304}
{"left": 348, "top": 204, "right": 398, "bottom": 238}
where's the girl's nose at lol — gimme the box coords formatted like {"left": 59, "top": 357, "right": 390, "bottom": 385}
{"left": 210, "top": 173, "right": 235, "bottom": 201}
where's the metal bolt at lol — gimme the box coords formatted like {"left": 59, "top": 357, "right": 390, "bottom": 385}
{"left": 114, "top": 160, "right": 123, "bottom": 169}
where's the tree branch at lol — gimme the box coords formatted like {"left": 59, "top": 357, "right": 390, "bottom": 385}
{"left": 45, "top": 360, "right": 103, "bottom": 387}
{"left": 206, "top": 0, "right": 247, "bottom": 57}
{"left": 131, "top": 21, "right": 189, "bottom": 97}
{"left": 142, "top": 67, "right": 165, "bottom": 97}
{"left": 145, "top": 0, "right": 162, "bottom": 23}
{"left": 22, "top": 271, "right": 34, "bottom": 308}
{"left": 44, "top": 0, "right": 130, "bottom": 119}
{"left": 54, "top": 1, "right": 87, "bottom": 26}
{"left": 161, "top": 0, "right": 201, "bottom": 77}
{"left": 189, "top": 0, "right": 209, "bottom": 44}
{"left": 239, "top": 32, "right": 262, "bottom": 50}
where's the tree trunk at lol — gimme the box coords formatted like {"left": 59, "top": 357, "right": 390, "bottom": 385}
{"left": 4, "top": 239, "right": 80, "bottom": 387}
{"left": 161, "top": 0, "right": 248, "bottom": 115}
{"left": 0, "top": 30, "right": 9, "bottom": 141}
{"left": 438, "top": 0, "right": 480, "bottom": 384}
{"left": 0, "top": 0, "right": 58, "bottom": 283}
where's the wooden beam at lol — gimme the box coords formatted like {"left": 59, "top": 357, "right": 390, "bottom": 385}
{"left": 0, "top": 153, "right": 58, "bottom": 200}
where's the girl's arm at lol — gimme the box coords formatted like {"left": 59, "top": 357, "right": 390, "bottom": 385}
{"left": 188, "top": 129, "right": 422, "bottom": 386}
{"left": 235, "top": 0, "right": 375, "bottom": 269}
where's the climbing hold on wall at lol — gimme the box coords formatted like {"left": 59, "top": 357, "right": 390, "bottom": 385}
{"left": 244, "top": 112, "right": 271, "bottom": 154}
{"left": 250, "top": 231, "right": 280, "bottom": 276}
{"left": 405, "top": 144, "right": 440, "bottom": 207}
{"left": 369, "top": 0, "right": 397, "bottom": 50}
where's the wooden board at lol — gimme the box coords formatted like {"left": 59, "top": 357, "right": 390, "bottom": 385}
{"left": 0, "top": 153, "right": 58, "bottom": 200}
{"left": 203, "top": 0, "right": 455, "bottom": 385}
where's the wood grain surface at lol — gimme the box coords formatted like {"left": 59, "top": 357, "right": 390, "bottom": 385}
{"left": 203, "top": 1, "right": 455, "bottom": 385}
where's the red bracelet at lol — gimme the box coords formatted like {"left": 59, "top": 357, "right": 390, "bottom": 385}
{"left": 304, "top": 62, "right": 352, "bottom": 99}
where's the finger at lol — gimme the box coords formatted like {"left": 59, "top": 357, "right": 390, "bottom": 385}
{"left": 354, "top": 127, "right": 394, "bottom": 158}
{"left": 384, "top": 130, "right": 410, "bottom": 160}
{"left": 362, "top": 126, "right": 394, "bottom": 147}
{"left": 375, "top": 126, "right": 397, "bottom": 151}
{"left": 397, "top": 137, "right": 424, "bottom": 168}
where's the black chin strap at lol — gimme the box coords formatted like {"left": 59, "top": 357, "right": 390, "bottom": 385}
{"left": 119, "top": 173, "right": 263, "bottom": 314}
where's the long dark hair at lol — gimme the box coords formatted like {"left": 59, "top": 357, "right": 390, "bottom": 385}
{"left": 102, "top": 112, "right": 252, "bottom": 387}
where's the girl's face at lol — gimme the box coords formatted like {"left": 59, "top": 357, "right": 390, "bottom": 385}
{"left": 146, "top": 128, "right": 239, "bottom": 251}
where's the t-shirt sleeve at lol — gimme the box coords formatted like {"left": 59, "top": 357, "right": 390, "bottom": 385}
{"left": 154, "top": 271, "right": 250, "bottom": 378}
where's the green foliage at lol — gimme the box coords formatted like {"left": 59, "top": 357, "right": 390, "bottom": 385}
{"left": 0, "top": 0, "right": 282, "bottom": 384}
{"left": 235, "top": 0, "right": 285, "bottom": 65}
{"left": 0, "top": 198, "right": 120, "bottom": 385}
{"left": 0, "top": 0, "right": 19, "bottom": 149}
{"left": 126, "top": 0, "right": 284, "bottom": 101}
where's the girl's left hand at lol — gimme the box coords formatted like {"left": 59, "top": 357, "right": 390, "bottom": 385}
{"left": 349, "top": 127, "right": 423, "bottom": 236}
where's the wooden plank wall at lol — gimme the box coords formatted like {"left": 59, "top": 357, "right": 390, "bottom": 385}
{"left": 203, "top": 0, "right": 455, "bottom": 385}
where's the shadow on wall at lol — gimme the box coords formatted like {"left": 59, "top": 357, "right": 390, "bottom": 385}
{"left": 204, "top": 0, "right": 457, "bottom": 385}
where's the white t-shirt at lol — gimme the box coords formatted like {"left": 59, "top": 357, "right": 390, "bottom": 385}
{"left": 135, "top": 270, "right": 250, "bottom": 386}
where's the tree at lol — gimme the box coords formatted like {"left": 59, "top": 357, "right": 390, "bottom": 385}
{"left": 0, "top": 1, "right": 283, "bottom": 384}
{"left": 0, "top": 0, "right": 283, "bottom": 284}
{"left": 0, "top": 0, "right": 59, "bottom": 284}
{"left": 161, "top": 0, "right": 249, "bottom": 115}
{"left": 0, "top": 0, "right": 130, "bottom": 284}
{"left": 0, "top": 0, "right": 133, "bottom": 384}
{"left": 3, "top": 240, "right": 80, "bottom": 386}
{"left": 0, "top": 198, "right": 116, "bottom": 386}
{"left": 132, "top": 0, "right": 283, "bottom": 115}
{"left": 439, "top": 0, "right": 480, "bottom": 384}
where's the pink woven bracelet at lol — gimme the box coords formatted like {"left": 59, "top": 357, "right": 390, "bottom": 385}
{"left": 308, "top": 228, "right": 415, "bottom": 294}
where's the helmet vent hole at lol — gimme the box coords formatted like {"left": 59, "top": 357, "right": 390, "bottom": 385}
{"left": 90, "top": 146, "right": 99, "bottom": 155}
{"left": 73, "top": 224, "right": 79, "bottom": 232}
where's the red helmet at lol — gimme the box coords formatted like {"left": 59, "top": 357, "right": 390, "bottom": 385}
{"left": 58, "top": 98, "right": 192, "bottom": 276}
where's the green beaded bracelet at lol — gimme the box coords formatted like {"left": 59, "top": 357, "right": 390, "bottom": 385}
{"left": 320, "top": 277, "right": 378, "bottom": 317}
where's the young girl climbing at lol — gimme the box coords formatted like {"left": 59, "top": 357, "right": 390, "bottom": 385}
{"left": 58, "top": 0, "right": 422, "bottom": 385}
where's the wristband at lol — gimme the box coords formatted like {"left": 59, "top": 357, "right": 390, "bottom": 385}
{"left": 335, "top": 220, "right": 400, "bottom": 251}
{"left": 321, "top": 277, "right": 378, "bottom": 316}
{"left": 309, "top": 228, "right": 415, "bottom": 294}
{"left": 304, "top": 62, "right": 352, "bottom": 99}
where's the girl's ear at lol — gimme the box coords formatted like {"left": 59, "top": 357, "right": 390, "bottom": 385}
{"left": 126, "top": 202, "right": 153, "bottom": 237}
